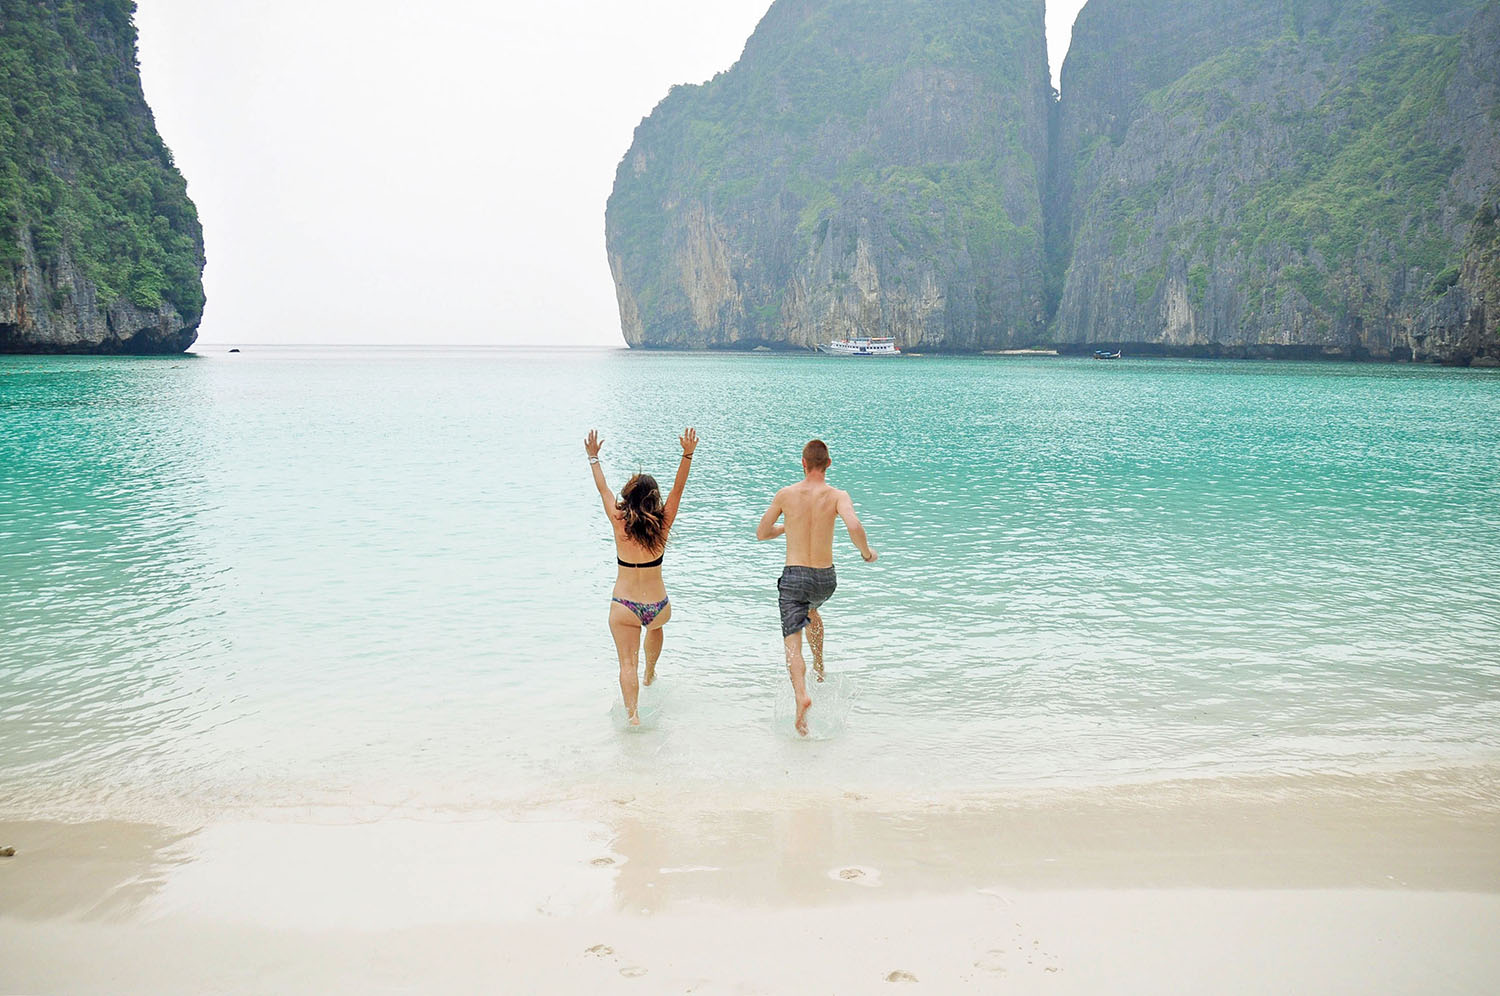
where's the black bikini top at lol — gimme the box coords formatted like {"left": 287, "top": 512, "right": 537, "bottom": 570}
{"left": 617, "top": 553, "right": 664, "bottom": 568}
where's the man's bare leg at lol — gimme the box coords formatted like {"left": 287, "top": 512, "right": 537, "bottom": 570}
{"left": 784, "top": 631, "right": 812, "bottom": 736}
{"left": 643, "top": 627, "right": 663, "bottom": 686}
{"left": 807, "top": 608, "right": 825, "bottom": 683}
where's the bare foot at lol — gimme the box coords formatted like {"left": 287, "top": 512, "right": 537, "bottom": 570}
{"left": 795, "top": 695, "right": 812, "bottom": 736}
{"left": 814, "top": 662, "right": 825, "bottom": 683}
{"left": 643, "top": 664, "right": 656, "bottom": 686}
{"left": 628, "top": 711, "right": 641, "bottom": 727}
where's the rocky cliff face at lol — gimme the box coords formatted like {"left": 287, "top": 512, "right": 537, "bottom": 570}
{"left": 1043, "top": 0, "right": 1289, "bottom": 311}
{"left": 1413, "top": 2, "right": 1500, "bottom": 364}
{"left": 609, "top": 0, "right": 1500, "bottom": 362}
{"left": 605, "top": 0, "right": 1052, "bottom": 350}
{"left": 0, "top": 1, "right": 204, "bottom": 354}
{"left": 1051, "top": 0, "right": 1500, "bottom": 362}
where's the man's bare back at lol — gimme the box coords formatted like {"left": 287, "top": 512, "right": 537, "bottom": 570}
{"left": 755, "top": 439, "right": 876, "bottom": 736}
{"left": 775, "top": 478, "right": 847, "bottom": 568}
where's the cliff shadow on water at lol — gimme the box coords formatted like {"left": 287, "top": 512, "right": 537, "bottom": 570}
{"left": 608, "top": 0, "right": 1500, "bottom": 364}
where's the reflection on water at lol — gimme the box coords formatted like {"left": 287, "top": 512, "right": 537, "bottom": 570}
{"left": 2, "top": 348, "right": 1499, "bottom": 820}
{"left": 599, "top": 769, "right": 1500, "bottom": 906}
{"left": 1, "top": 357, "right": 231, "bottom": 820}
{"left": 3, "top": 770, "right": 1494, "bottom": 933}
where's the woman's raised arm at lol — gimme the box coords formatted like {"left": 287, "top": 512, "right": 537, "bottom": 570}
{"left": 584, "top": 429, "right": 615, "bottom": 517}
{"left": 663, "top": 427, "right": 697, "bottom": 526}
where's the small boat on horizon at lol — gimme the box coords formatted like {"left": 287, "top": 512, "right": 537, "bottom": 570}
{"left": 818, "top": 336, "right": 901, "bottom": 356}
{"left": 1092, "top": 349, "right": 1122, "bottom": 360}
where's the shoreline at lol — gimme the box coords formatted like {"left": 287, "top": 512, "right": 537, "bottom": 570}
{"left": 613, "top": 343, "right": 1499, "bottom": 365}
{"left": 4, "top": 768, "right": 1498, "bottom": 992}
{"left": 10, "top": 343, "right": 1497, "bottom": 366}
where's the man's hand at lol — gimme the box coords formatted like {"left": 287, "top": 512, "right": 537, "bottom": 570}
{"left": 584, "top": 429, "right": 603, "bottom": 458}
{"left": 679, "top": 427, "right": 698, "bottom": 457}
{"left": 836, "top": 490, "right": 875, "bottom": 562}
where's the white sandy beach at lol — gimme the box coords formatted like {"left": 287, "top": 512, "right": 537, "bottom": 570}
{"left": 4, "top": 770, "right": 1498, "bottom": 993}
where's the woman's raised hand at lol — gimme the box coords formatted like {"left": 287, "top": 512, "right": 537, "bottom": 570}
{"left": 584, "top": 429, "right": 603, "bottom": 458}
{"left": 679, "top": 427, "right": 698, "bottom": 457}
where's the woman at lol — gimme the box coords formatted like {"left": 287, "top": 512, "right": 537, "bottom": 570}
{"left": 585, "top": 426, "right": 697, "bottom": 725}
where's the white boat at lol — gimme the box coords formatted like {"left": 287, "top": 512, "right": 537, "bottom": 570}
{"left": 817, "top": 336, "right": 901, "bottom": 356}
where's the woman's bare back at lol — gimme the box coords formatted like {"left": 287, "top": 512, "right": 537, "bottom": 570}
{"left": 610, "top": 511, "right": 668, "bottom": 601}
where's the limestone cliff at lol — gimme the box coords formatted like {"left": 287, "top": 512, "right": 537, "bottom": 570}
{"left": 1051, "top": 0, "right": 1500, "bottom": 362}
{"left": 609, "top": 0, "right": 1500, "bottom": 362}
{"left": 1043, "top": 0, "right": 1288, "bottom": 312}
{"left": 0, "top": 0, "right": 204, "bottom": 354}
{"left": 605, "top": 0, "right": 1052, "bottom": 350}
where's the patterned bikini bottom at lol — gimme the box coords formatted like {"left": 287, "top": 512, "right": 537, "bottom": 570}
{"left": 612, "top": 596, "right": 669, "bottom": 627}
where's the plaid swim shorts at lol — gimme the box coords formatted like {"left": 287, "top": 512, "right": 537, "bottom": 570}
{"left": 777, "top": 565, "right": 837, "bottom": 637}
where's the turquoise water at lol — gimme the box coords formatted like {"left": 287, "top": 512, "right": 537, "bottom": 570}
{"left": 2, "top": 347, "right": 1498, "bottom": 820}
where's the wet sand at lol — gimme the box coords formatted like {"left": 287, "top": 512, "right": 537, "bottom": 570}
{"left": 3, "top": 770, "right": 1498, "bottom": 993}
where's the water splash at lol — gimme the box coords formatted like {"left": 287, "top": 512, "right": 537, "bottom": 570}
{"left": 773, "top": 672, "right": 858, "bottom": 741}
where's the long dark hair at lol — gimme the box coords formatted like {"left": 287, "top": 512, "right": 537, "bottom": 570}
{"left": 617, "top": 473, "right": 669, "bottom": 552}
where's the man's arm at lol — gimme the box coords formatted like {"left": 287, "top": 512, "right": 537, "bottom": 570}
{"left": 755, "top": 490, "right": 786, "bottom": 540}
{"left": 836, "top": 490, "right": 877, "bottom": 562}
{"left": 663, "top": 428, "right": 697, "bottom": 527}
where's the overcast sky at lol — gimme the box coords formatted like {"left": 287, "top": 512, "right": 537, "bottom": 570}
{"left": 135, "top": 1, "right": 1088, "bottom": 347}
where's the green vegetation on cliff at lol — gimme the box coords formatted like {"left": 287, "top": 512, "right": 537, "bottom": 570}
{"left": 0, "top": 0, "right": 203, "bottom": 324}
{"left": 1090, "top": 28, "right": 1467, "bottom": 278}
{"left": 1051, "top": 0, "right": 1500, "bottom": 360}
{"left": 609, "top": 0, "right": 1498, "bottom": 359}
{"left": 1225, "top": 34, "right": 1462, "bottom": 282}
{"left": 607, "top": 0, "right": 1052, "bottom": 350}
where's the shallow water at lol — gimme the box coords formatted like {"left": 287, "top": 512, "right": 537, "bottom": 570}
{"left": 2, "top": 346, "right": 1498, "bottom": 820}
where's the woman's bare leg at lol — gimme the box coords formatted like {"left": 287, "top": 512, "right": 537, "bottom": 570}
{"left": 644, "top": 627, "right": 664, "bottom": 686}
{"left": 609, "top": 605, "right": 643, "bottom": 724}
{"left": 641, "top": 604, "right": 671, "bottom": 686}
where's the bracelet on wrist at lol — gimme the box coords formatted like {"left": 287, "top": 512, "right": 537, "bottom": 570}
{"left": 588, "top": 456, "right": 600, "bottom": 465}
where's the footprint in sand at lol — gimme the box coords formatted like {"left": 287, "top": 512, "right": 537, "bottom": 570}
{"left": 619, "top": 966, "right": 648, "bottom": 978}
{"left": 585, "top": 944, "right": 613, "bottom": 957}
{"left": 590, "top": 856, "right": 616, "bottom": 867}
{"left": 974, "top": 949, "right": 1008, "bottom": 974}
{"left": 886, "top": 970, "right": 918, "bottom": 983}
{"left": 828, "top": 865, "right": 882, "bottom": 886}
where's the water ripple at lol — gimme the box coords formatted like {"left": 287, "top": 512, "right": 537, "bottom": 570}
{"left": 2, "top": 350, "right": 1498, "bottom": 819}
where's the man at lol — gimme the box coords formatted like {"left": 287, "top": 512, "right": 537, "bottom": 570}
{"left": 755, "top": 439, "right": 877, "bottom": 736}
